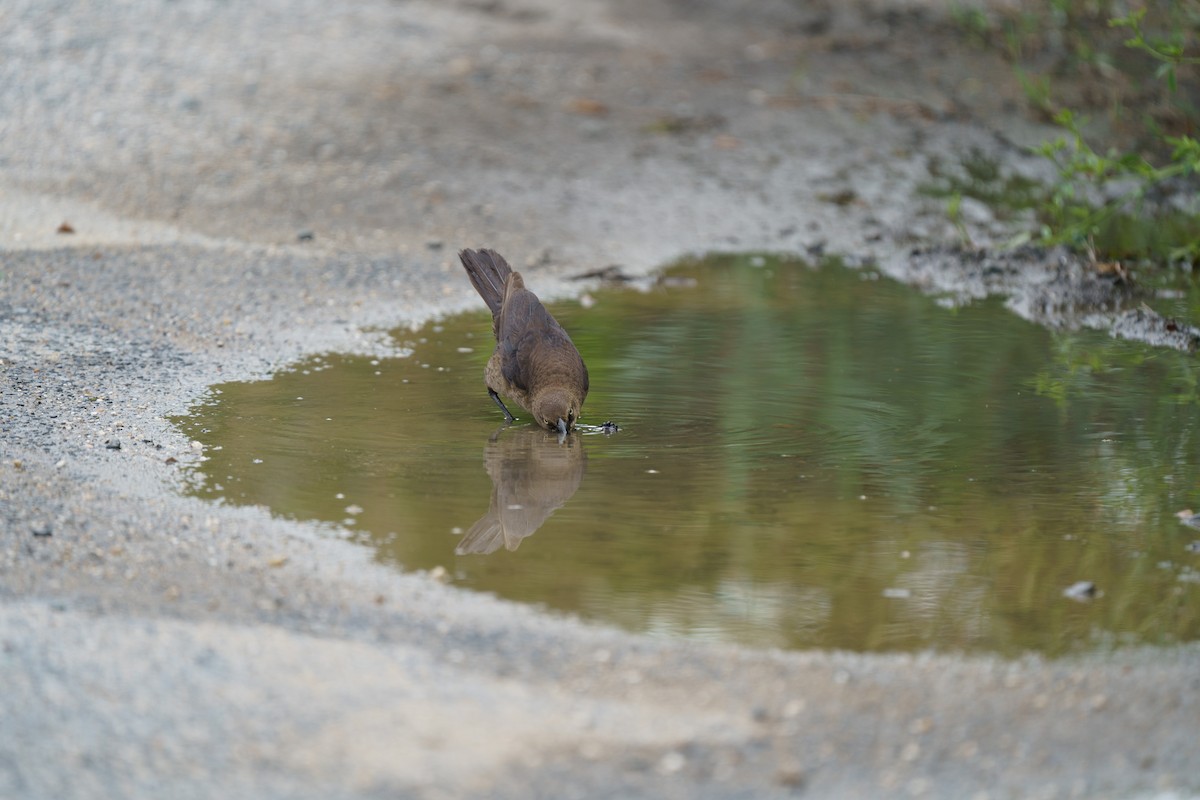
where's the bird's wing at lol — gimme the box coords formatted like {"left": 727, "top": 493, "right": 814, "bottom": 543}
{"left": 497, "top": 288, "right": 567, "bottom": 393}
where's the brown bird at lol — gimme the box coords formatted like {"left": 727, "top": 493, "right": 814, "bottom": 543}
{"left": 459, "top": 248, "right": 589, "bottom": 433}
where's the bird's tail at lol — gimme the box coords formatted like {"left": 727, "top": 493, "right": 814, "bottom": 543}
{"left": 459, "top": 248, "right": 514, "bottom": 316}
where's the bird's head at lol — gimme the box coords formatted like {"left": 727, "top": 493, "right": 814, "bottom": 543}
{"left": 532, "top": 388, "right": 580, "bottom": 435}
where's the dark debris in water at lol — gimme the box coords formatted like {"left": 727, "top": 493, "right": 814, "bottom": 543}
{"left": 576, "top": 420, "right": 620, "bottom": 435}
{"left": 570, "top": 265, "right": 633, "bottom": 283}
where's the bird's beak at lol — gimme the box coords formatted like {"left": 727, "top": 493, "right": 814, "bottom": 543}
{"left": 556, "top": 417, "right": 568, "bottom": 435}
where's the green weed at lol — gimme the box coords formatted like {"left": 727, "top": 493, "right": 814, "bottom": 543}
{"left": 949, "top": 1, "right": 1200, "bottom": 265}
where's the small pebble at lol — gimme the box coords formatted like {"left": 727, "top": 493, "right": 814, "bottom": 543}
{"left": 1063, "top": 581, "right": 1097, "bottom": 601}
{"left": 104, "top": 440, "right": 121, "bottom": 450}
{"left": 30, "top": 523, "right": 52, "bottom": 537}
{"left": 297, "top": 230, "right": 314, "bottom": 242}
{"left": 908, "top": 716, "right": 934, "bottom": 734}
{"left": 776, "top": 765, "right": 806, "bottom": 788}
{"left": 656, "top": 751, "right": 686, "bottom": 775}
{"left": 782, "top": 699, "right": 806, "bottom": 718}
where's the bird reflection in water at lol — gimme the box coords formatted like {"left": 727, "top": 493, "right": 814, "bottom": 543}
{"left": 455, "top": 427, "right": 587, "bottom": 554}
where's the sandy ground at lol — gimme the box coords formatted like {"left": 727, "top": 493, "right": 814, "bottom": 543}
{"left": 2, "top": 1, "right": 1198, "bottom": 798}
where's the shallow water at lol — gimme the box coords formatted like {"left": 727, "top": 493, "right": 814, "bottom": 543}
{"left": 176, "top": 254, "right": 1200, "bottom": 656}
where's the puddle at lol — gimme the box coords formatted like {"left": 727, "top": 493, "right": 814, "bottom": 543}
{"left": 175, "top": 254, "right": 1200, "bottom": 656}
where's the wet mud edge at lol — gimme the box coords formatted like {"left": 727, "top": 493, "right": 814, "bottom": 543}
{"left": 890, "top": 243, "right": 1199, "bottom": 353}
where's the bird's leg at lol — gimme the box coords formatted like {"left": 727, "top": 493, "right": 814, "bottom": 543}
{"left": 488, "top": 388, "right": 516, "bottom": 422}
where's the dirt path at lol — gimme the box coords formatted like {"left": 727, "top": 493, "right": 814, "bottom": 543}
{"left": 2, "top": 1, "right": 1197, "bottom": 797}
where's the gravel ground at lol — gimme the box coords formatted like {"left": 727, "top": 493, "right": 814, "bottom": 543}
{"left": 2, "top": 1, "right": 1198, "bottom": 798}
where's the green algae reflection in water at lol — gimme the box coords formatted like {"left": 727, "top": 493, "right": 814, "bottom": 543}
{"left": 176, "top": 254, "right": 1200, "bottom": 656}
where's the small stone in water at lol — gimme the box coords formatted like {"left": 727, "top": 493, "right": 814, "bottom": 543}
{"left": 1063, "top": 581, "right": 1097, "bottom": 601}
{"left": 600, "top": 420, "right": 620, "bottom": 434}
{"left": 1186, "top": 541, "right": 1200, "bottom": 553}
